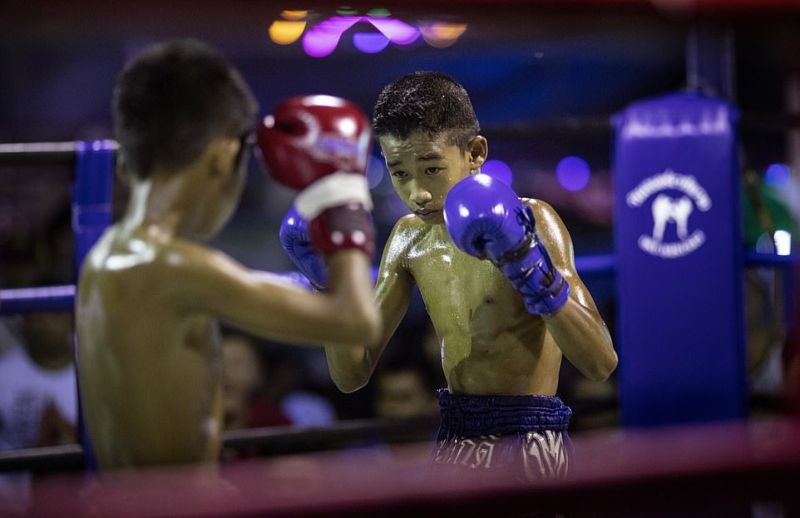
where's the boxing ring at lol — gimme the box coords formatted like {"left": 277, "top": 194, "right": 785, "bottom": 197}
{"left": 11, "top": 418, "right": 800, "bottom": 517}
{"left": 3, "top": 1, "right": 800, "bottom": 514}
{"left": 0, "top": 133, "right": 797, "bottom": 514}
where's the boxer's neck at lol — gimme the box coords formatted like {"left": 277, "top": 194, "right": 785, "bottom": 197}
{"left": 122, "top": 164, "right": 209, "bottom": 241}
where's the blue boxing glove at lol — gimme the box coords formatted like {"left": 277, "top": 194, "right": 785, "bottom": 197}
{"left": 443, "top": 174, "right": 569, "bottom": 316}
{"left": 279, "top": 207, "right": 327, "bottom": 290}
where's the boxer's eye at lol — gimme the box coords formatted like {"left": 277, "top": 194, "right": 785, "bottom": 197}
{"left": 425, "top": 167, "right": 442, "bottom": 176}
{"left": 392, "top": 170, "right": 408, "bottom": 179}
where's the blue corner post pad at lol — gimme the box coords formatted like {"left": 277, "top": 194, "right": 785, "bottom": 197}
{"left": 71, "top": 140, "right": 116, "bottom": 471}
{"left": 72, "top": 140, "right": 116, "bottom": 271}
{"left": 613, "top": 93, "right": 746, "bottom": 427}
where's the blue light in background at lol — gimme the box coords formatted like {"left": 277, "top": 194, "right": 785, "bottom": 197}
{"left": 556, "top": 156, "right": 591, "bottom": 192}
{"left": 353, "top": 32, "right": 390, "bottom": 54}
{"left": 764, "top": 163, "right": 791, "bottom": 186}
{"left": 481, "top": 159, "right": 513, "bottom": 186}
{"left": 366, "top": 155, "right": 386, "bottom": 190}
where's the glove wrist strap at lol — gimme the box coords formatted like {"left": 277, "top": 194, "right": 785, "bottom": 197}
{"left": 295, "top": 173, "right": 372, "bottom": 220}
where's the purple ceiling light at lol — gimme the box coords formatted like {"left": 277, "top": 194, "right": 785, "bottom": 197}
{"left": 302, "top": 16, "right": 360, "bottom": 58}
{"left": 303, "top": 15, "right": 419, "bottom": 57}
{"left": 352, "top": 32, "right": 390, "bottom": 54}
{"left": 369, "top": 17, "right": 419, "bottom": 45}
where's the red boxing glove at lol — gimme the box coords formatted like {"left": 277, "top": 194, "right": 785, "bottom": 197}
{"left": 258, "top": 95, "right": 374, "bottom": 256}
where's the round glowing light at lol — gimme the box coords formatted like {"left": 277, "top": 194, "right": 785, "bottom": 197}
{"left": 764, "top": 163, "right": 791, "bottom": 186}
{"left": 269, "top": 20, "right": 307, "bottom": 45}
{"left": 481, "top": 160, "right": 513, "bottom": 186}
{"left": 366, "top": 155, "right": 385, "bottom": 189}
{"left": 281, "top": 10, "right": 308, "bottom": 20}
{"left": 556, "top": 156, "right": 591, "bottom": 192}
{"left": 303, "top": 33, "right": 339, "bottom": 57}
{"left": 302, "top": 17, "right": 359, "bottom": 58}
{"left": 774, "top": 230, "right": 792, "bottom": 256}
{"left": 336, "top": 6, "right": 358, "bottom": 15}
{"left": 353, "top": 32, "right": 390, "bottom": 53}
{"left": 366, "top": 8, "right": 391, "bottom": 17}
{"left": 420, "top": 22, "right": 467, "bottom": 49}
{"left": 369, "top": 18, "right": 419, "bottom": 45}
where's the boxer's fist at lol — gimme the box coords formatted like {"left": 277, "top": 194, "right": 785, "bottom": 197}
{"left": 258, "top": 95, "right": 375, "bottom": 256}
{"left": 443, "top": 174, "right": 569, "bottom": 316}
{"left": 279, "top": 207, "right": 327, "bottom": 290}
{"left": 258, "top": 95, "right": 371, "bottom": 190}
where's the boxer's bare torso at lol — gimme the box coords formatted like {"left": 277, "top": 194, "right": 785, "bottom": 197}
{"left": 385, "top": 209, "right": 563, "bottom": 395}
{"left": 78, "top": 165, "right": 378, "bottom": 469}
{"left": 362, "top": 196, "right": 605, "bottom": 396}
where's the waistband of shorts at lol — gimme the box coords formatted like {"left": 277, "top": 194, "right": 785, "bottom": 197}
{"left": 436, "top": 389, "right": 572, "bottom": 437}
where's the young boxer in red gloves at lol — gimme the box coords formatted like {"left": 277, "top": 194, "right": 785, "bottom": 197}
{"left": 77, "top": 39, "right": 379, "bottom": 468}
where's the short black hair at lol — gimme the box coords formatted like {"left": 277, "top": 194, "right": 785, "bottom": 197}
{"left": 372, "top": 71, "right": 480, "bottom": 149}
{"left": 113, "top": 39, "right": 258, "bottom": 179}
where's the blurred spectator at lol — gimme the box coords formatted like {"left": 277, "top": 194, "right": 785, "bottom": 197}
{"left": 373, "top": 363, "right": 438, "bottom": 420}
{"left": 281, "top": 389, "right": 337, "bottom": 427}
{"left": 0, "top": 200, "right": 77, "bottom": 451}
{"left": 743, "top": 168, "right": 794, "bottom": 402}
{"left": 369, "top": 323, "right": 441, "bottom": 420}
{"left": 0, "top": 318, "right": 22, "bottom": 356}
{"left": 0, "top": 311, "right": 76, "bottom": 451}
{"left": 0, "top": 202, "right": 77, "bottom": 451}
{"left": 221, "top": 330, "right": 341, "bottom": 461}
{"left": 784, "top": 261, "right": 800, "bottom": 416}
{"left": 222, "top": 330, "right": 337, "bottom": 431}
{"left": 0, "top": 202, "right": 76, "bottom": 513}
{"left": 222, "top": 331, "right": 291, "bottom": 431}
{"left": 271, "top": 350, "right": 336, "bottom": 427}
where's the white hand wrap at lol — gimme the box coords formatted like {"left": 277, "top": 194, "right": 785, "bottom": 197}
{"left": 294, "top": 172, "right": 373, "bottom": 220}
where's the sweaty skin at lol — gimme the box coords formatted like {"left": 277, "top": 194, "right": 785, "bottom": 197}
{"left": 326, "top": 131, "right": 616, "bottom": 395}
{"left": 77, "top": 137, "right": 379, "bottom": 468}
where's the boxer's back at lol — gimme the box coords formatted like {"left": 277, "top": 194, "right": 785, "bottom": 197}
{"left": 77, "top": 225, "right": 223, "bottom": 468}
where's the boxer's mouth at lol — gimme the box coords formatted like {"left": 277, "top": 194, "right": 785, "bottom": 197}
{"left": 414, "top": 208, "right": 440, "bottom": 219}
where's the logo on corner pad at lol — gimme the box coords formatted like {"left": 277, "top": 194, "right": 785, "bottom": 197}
{"left": 626, "top": 169, "right": 712, "bottom": 259}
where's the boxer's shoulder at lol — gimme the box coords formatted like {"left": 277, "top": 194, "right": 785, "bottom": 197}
{"left": 395, "top": 212, "right": 424, "bottom": 230}
{"left": 521, "top": 198, "right": 568, "bottom": 234}
{"left": 521, "top": 197, "right": 553, "bottom": 214}
{"left": 379, "top": 214, "right": 431, "bottom": 272}
{"left": 151, "top": 238, "right": 235, "bottom": 280}
{"left": 91, "top": 233, "right": 228, "bottom": 292}
{"left": 388, "top": 214, "right": 429, "bottom": 248}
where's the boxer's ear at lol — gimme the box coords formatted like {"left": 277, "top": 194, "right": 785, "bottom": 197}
{"left": 467, "top": 135, "right": 487, "bottom": 170}
{"left": 207, "top": 137, "right": 240, "bottom": 179}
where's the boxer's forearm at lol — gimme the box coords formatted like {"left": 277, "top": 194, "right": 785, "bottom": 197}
{"left": 544, "top": 297, "right": 617, "bottom": 382}
{"left": 325, "top": 345, "right": 374, "bottom": 393}
{"left": 324, "top": 240, "right": 413, "bottom": 393}
{"left": 325, "top": 251, "right": 382, "bottom": 346}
